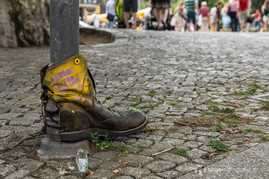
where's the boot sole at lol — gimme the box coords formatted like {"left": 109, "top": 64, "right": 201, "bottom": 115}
{"left": 59, "top": 117, "right": 148, "bottom": 142}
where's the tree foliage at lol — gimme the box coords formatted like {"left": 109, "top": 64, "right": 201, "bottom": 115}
{"left": 251, "top": 0, "right": 264, "bottom": 13}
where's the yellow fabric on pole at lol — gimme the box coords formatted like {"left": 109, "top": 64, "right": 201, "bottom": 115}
{"left": 43, "top": 54, "right": 93, "bottom": 107}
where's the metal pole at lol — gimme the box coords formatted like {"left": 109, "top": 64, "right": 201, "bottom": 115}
{"left": 50, "top": 0, "right": 79, "bottom": 65}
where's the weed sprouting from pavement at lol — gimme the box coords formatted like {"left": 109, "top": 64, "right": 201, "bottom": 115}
{"left": 262, "top": 101, "right": 269, "bottom": 110}
{"left": 113, "top": 143, "right": 129, "bottom": 156}
{"left": 5, "top": 120, "right": 10, "bottom": 126}
{"left": 233, "top": 88, "right": 257, "bottom": 95}
{"left": 17, "top": 114, "right": 24, "bottom": 118}
{"left": 90, "top": 132, "right": 112, "bottom": 150}
{"left": 136, "top": 104, "right": 158, "bottom": 109}
{"left": 130, "top": 102, "right": 141, "bottom": 107}
{"left": 215, "top": 122, "right": 224, "bottom": 129}
{"left": 208, "top": 140, "right": 232, "bottom": 152}
{"left": 209, "top": 104, "right": 220, "bottom": 111}
{"left": 210, "top": 128, "right": 218, "bottom": 132}
{"left": 224, "top": 119, "right": 239, "bottom": 127}
{"left": 106, "top": 95, "right": 114, "bottom": 100}
{"left": 170, "top": 149, "right": 192, "bottom": 160}
{"left": 176, "top": 99, "right": 183, "bottom": 103}
{"left": 169, "top": 102, "right": 177, "bottom": 106}
{"left": 243, "top": 128, "right": 263, "bottom": 133}
{"left": 220, "top": 108, "right": 235, "bottom": 113}
{"left": 157, "top": 97, "right": 165, "bottom": 102}
{"left": 233, "top": 81, "right": 260, "bottom": 95}
{"left": 260, "top": 136, "right": 269, "bottom": 142}
{"left": 248, "top": 81, "right": 261, "bottom": 88}
{"left": 130, "top": 96, "right": 143, "bottom": 107}
{"left": 148, "top": 90, "right": 156, "bottom": 97}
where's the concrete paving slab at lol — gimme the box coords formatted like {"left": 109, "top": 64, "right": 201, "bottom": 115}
{"left": 181, "top": 142, "right": 269, "bottom": 179}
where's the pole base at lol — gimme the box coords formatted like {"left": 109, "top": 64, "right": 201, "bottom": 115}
{"left": 37, "top": 137, "right": 89, "bottom": 160}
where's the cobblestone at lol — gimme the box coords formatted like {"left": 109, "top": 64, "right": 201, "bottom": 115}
{"left": 119, "top": 167, "right": 151, "bottom": 178}
{"left": 1, "top": 30, "right": 269, "bottom": 178}
{"left": 175, "top": 163, "right": 203, "bottom": 174}
{"left": 156, "top": 153, "right": 188, "bottom": 164}
{"left": 145, "top": 161, "right": 176, "bottom": 172}
{"left": 120, "top": 154, "right": 154, "bottom": 166}
{"left": 157, "top": 170, "right": 182, "bottom": 178}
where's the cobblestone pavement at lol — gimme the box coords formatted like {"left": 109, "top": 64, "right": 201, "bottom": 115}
{"left": 1, "top": 30, "right": 269, "bottom": 178}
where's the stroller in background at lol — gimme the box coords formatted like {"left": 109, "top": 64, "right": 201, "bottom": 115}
{"left": 144, "top": 5, "right": 173, "bottom": 30}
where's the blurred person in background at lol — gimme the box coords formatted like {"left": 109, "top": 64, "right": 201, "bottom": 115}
{"left": 228, "top": 0, "right": 239, "bottom": 32}
{"left": 238, "top": 0, "right": 250, "bottom": 32}
{"left": 123, "top": 0, "right": 138, "bottom": 29}
{"left": 143, "top": 4, "right": 152, "bottom": 30}
{"left": 200, "top": 1, "right": 210, "bottom": 31}
{"left": 152, "top": 0, "right": 170, "bottom": 30}
{"left": 175, "top": 2, "right": 186, "bottom": 31}
{"left": 221, "top": 3, "right": 231, "bottom": 31}
{"left": 251, "top": 9, "right": 262, "bottom": 31}
{"left": 184, "top": 0, "right": 198, "bottom": 31}
{"left": 262, "top": 0, "right": 269, "bottom": 32}
{"left": 210, "top": 4, "right": 218, "bottom": 31}
{"left": 92, "top": 11, "right": 100, "bottom": 28}
{"left": 106, "top": 0, "right": 116, "bottom": 28}
{"left": 216, "top": 1, "right": 223, "bottom": 31}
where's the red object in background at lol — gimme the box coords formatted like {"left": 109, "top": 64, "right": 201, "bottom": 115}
{"left": 239, "top": 0, "right": 249, "bottom": 12}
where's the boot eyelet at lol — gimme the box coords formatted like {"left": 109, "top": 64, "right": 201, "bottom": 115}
{"left": 74, "top": 58, "right": 80, "bottom": 65}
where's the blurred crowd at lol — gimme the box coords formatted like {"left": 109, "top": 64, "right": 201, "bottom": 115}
{"left": 89, "top": 0, "right": 269, "bottom": 32}
{"left": 169, "top": 0, "right": 269, "bottom": 32}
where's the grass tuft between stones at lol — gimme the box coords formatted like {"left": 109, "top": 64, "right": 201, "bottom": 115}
{"left": 148, "top": 90, "right": 156, "bottom": 97}
{"left": 5, "top": 120, "right": 10, "bottom": 126}
{"left": 170, "top": 149, "right": 192, "bottom": 160}
{"left": 136, "top": 104, "right": 158, "bottom": 109}
{"left": 260, "top": 135, "right": 269, "bottom": 142}
{"left": 208, "top": 140, "right": 232, "bottom": 152}
{"left": 106, "top": 95, "right": 114, "bottom": 100}
{"left": 17, "top": 114, "right": 24, "bottom": 118}
{"left": 89, "top": 132, "right": 142, "bottom": 155}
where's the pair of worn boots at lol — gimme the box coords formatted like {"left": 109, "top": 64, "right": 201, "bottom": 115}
{"left": 40, "top": 54, "right": 148, "bottom": 142}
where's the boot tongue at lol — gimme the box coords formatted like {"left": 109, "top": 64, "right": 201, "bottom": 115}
{"left": 45, "top": 99, "right": 58, "bottom": 112}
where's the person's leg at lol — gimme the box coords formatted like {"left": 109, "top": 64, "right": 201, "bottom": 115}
{"left": 186, "top": 12, "right": 191, "bottom": 31}
{"left": 257, "top": 20, "right": 261, "bottom": 31}
{"left": 107, "top": 20, "right": 113, "bottom": 28}
{"left": 201, "top": 20, "right": 204, "bottom": 31}
{"left": 239, "top": 11, "right": 244, "bottom": 31}
{"left": 253, "top": 20, "right": 257, "bottom": 29}
{"left": 213, "top": 23, "right": 217, "bottom": 31}
{"left": 263, "top": 18, "right": 267, "bottom": 32}
{"left": 132, "top": 12, "right": 137, "bottom": 29}
{"left": 155, "top": 8, "right": 161, "bottom": 29}
{"left": 233, "top": 18, "right": 237, "bottom": 31}
{"left": 231, "top": 15, "right": 235, "bottom": 32}
{"left": 264, "top": 19, "right": 268, "bottom": 32}
{"left": 193, "top": 13, "right": 197, "bottom": 31}
{"left": 124, "top": 12, "right": 130, "bottom": 28}
{"left": 123, "top": 0, "right": 131, "bottom": 28}
{"left": 204, "top": 18, "right": 209, "bottom": 31}
{"left": 187, "top": 23, "right": 191, "bottom": 31}
{"left": 162, "top": 8, "right": 168, "bottom": 23}
{"left": 131, "top": 0, "right": 138, "bottom": 29}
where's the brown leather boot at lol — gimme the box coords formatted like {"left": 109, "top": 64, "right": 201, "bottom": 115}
{"left": 40, "top": 54, "right": 148, "bottom": 142}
